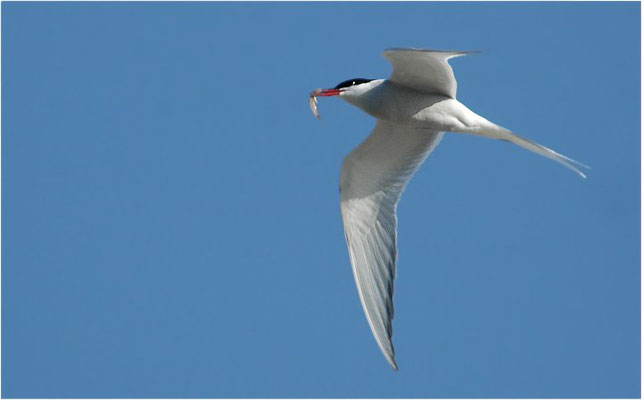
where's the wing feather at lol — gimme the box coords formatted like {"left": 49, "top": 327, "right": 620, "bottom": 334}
{"left": 383, "top": 48, "right": 473, "bottom": 98}
{"left": 340, "top": 120, "right": 444, "bottom": 370}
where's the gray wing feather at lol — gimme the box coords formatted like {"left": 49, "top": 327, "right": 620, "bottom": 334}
{"left": 340, "top": 120, "right": 444, "bottom": 370}
{"left": 383, "top": 48, "right": 473, "bottom": 98}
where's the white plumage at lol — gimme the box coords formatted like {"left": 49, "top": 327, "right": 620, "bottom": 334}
{"left": 311, "top": 48, "right": 588, "bottom": 370}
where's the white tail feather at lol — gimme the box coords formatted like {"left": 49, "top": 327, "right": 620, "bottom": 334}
{"left": 497, "top": 131, "right": 589, "bottom": 179}
{"left": 460, "top": 122, "right": 589, "bottom": 179}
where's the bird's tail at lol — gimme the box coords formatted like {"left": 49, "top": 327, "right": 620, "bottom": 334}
{"left": 459, "top": 121, "right": 589, "bottom": 179}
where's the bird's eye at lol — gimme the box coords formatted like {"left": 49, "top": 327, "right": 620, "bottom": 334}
{"left": 334, "top": 78, "right": 373, "bottom": 90}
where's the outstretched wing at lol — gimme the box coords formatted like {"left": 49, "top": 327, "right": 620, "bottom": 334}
{"left": 339, "top": 120, "right": 444, "bottom": 370}
{"left": 383, "top": 48, "right": 473, "bottom": 98}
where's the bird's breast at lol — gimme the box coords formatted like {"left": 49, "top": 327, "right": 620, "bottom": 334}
{"left": 359, "top": 82, "right": 459, "bottom": 130}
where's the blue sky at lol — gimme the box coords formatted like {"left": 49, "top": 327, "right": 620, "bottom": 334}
{"left": 2, "top": 2, "right": 639, "bottom": 398}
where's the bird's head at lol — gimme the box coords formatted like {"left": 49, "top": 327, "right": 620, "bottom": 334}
{"left": 310, "top": 78, "right": 384, "bottom": 118}
{"left": 315, "top": 78, "right": 379, "bottom": 99}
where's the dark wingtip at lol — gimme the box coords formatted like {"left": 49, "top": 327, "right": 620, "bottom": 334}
{"left": 387, "top": 356, "right": 398, "bottom": 371}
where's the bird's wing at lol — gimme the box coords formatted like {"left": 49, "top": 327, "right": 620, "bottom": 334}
{"left": 382, "top": 48, "right": 472, "bottom": 98}
{"left": 339, "top": 119, "right": 444, "bottom": 370}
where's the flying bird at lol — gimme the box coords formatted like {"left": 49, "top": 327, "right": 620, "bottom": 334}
{"left": 310, "top": 48, "right": 588, "bottom": 371}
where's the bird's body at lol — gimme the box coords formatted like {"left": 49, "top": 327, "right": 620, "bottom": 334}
{"left": 344, "top": 79, "right": 468, "bottom": 130}
{"left": 311, "top": 48, "right": 587, "bottom": 371}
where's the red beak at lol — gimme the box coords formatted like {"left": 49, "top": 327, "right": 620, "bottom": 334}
{"left": 315, "top": 88, "right": 341, "bottom": 97}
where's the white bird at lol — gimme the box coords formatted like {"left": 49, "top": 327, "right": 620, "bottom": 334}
{"left": 311, "top": 48, "right": 588, "bottom": 371}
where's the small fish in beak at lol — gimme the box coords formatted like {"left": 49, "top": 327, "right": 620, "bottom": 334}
{"left": 309, "top": 88, "right": 342, "bottom": 119}
{"left": 309, "top": 89, "right": 321, "bottom": 119}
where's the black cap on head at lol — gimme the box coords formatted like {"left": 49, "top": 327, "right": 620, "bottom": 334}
{"left": 334, "top": 78, "right": 373, "bottom": 90}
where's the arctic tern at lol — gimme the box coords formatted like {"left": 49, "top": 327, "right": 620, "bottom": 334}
{"left": 310, "top": 48, "right": 588, "bottom": 370}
